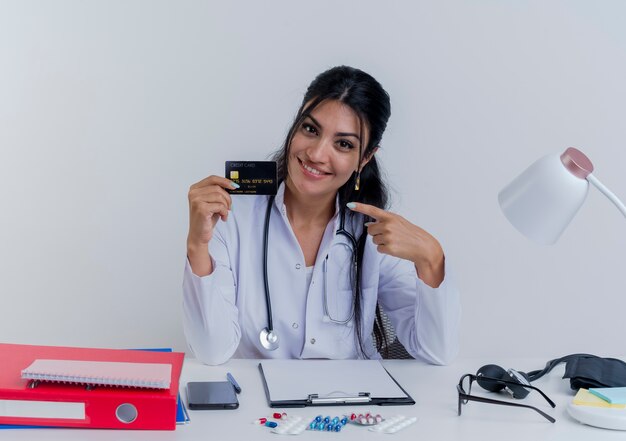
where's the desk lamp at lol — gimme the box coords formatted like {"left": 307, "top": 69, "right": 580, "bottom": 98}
{"left": 498, "top": 147, "right": 626, "bottom": 430}
{"left": 498, "top": 147, "right": 626, "bottom": 245}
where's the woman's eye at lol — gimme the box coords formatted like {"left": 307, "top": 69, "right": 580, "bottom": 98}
{"left": 302, "top": 123, "right": 318, "bottom": 135}
{"left": 338, "top": 140, "right": 354, "bottom": 149}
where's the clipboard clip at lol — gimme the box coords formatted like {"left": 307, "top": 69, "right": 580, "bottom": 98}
{"left": 308, "top": 392, "right": 371, "bottom": 405}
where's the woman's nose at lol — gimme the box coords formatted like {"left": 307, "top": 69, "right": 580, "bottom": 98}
{"left": 306, "top": 137, "right": 332, "bottom": 162}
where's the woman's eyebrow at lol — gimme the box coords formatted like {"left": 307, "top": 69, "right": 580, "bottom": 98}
{"left": 305, "top": 114, "right": 361, "bottom": 140}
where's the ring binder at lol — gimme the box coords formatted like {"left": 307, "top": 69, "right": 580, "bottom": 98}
{"left": 0, "top": 343, "right": 184, "bottom": 430}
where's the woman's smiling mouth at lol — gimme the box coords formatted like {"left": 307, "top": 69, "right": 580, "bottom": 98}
{"left": 298, "top": 158, "right": 331, "bottom": 178}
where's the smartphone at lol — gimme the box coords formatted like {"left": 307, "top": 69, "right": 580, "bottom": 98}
{"left": 187, "top": 381, "right": 239, "bottom": 410}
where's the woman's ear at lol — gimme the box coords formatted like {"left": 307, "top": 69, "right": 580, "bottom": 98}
{"left": 359, "top": 147, "right": 379, "bottom": 171}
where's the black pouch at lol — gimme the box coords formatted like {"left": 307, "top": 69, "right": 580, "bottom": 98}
{"left": 526, "top": 354, "right": 626, "bottom": 390}
{"left": 563, "top": 356, "right": 626, "bottom": 390}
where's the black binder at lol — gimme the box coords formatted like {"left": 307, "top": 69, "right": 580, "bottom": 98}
{"left": 258, "top": 360, "right": 415, "bottom": 408}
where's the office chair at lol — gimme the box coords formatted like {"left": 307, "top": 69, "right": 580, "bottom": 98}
{"left": 378, "top": 311, "right": 414, "bottom": 360}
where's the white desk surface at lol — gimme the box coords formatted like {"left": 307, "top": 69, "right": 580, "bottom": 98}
{"left": 4, "top": 357, "right": 626, "bottom": 440}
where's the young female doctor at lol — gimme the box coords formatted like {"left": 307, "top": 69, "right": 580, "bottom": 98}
{"left": 183, "top": 66, "right": 460, "bottom": 366}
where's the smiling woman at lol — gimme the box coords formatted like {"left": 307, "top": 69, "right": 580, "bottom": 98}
{"left": 286, "top": 100, "right": 367, "bottom": 202}
{"left": 183, "top": 66, "right": 461, "bottom": 365}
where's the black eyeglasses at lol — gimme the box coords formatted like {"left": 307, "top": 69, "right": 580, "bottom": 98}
{"left": 457, "top": 373, "right": 556, "bottom": 423}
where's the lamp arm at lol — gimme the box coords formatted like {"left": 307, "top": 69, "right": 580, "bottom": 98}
{"left": 587, "top": 173, "right": 626, "bottom": 218}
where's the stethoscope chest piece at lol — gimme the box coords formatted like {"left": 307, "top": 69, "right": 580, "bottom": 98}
{"left": 260, "top": 327, "right": 279, "bottom": 351}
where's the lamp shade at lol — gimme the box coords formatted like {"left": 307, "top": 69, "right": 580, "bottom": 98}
{"left": 498, "top": 148, "right": 594, "bottom": 245}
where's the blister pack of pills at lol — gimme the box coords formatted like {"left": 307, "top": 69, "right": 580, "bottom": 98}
{"left": 349, "top": 412, "right": 384, "bottom": 425}
{"left": 307, "top": 415, "right": 349, "bottom": 432}
{"left": 271, "top": 416, "right": 308, "bottom": 435}
{"left": 368, "top": 415, "right": 417, "bottom": 434}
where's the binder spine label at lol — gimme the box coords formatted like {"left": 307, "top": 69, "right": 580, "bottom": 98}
{"left": 0, "top": 399, "right": 85, "bottom": 420}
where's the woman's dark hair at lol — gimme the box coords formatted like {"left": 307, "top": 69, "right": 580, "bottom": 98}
{"left": 272, "top": 65, "right": 392, "bottom": 358}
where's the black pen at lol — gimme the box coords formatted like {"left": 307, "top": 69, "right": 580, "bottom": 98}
{"left": 227, "top": 372, "right": 241, "bottom": 394}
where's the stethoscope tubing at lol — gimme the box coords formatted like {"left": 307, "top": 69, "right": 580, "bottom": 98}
{"left": 260, "top": 195, "right": 279, "bottom": 350}
{"left": 263, "top": 195, "right": 275, "bottom": 332}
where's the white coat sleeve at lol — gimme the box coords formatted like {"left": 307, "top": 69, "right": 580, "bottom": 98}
{"left": 182, "top": 229, "right": 241, "bottom": 365}
{"left": 377, "top": 256, "right": 461, "bottom": 365}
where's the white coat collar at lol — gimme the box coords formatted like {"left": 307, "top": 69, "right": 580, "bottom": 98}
{"left": 273, "top": 181, "right": 342, "bottom": 232}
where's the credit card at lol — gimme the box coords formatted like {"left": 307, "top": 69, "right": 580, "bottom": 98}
{"left": 225, "top": 161, "right": 278, "bottom": 195}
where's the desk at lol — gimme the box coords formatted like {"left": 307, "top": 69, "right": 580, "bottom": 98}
{"left": 3, "top": 357, "right": 625, "bottom": 440}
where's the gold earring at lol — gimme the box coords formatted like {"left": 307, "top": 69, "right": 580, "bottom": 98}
{"left": 355, "top": 172, "right": 361, "bottom": 191}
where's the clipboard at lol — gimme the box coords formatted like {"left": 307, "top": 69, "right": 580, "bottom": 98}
{"left": 258, "top": 360, "right": 415, "bottom": 407}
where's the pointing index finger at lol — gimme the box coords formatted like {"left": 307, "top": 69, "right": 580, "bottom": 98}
{"left": 346, "top": 202, "right": 389, "bottom": 221}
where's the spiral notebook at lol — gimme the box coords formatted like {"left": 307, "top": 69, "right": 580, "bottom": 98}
{"left": 21, "top": 359, "right": 172, "bottom": 389}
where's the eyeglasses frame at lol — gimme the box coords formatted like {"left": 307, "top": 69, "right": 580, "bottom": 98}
{"left": 457, "top": 373, "right": 556, "bottom": 423}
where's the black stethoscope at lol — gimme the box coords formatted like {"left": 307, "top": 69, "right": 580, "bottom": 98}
{"left": 260, "top": 195, "right": 358, "bottom": 351}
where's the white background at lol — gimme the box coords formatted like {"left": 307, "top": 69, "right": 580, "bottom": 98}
{"left": 1, "top": 0, "right": 625, "bottom": 361}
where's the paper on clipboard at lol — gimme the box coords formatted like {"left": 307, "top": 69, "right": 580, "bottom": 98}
{"left": 259, "top": 360, "right": 413, "bottom": 405}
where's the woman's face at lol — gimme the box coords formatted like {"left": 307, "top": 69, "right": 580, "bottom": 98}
{"left": 286, "top": 99, "right": 372, "bottom": 201}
